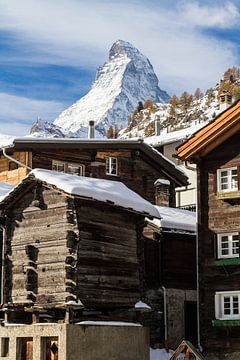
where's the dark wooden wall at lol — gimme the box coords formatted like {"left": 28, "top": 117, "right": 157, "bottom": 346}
{"left": 144, "top": 231, "right": 196, "bottom": 291}
{"left": 75, "top": 199, "right": 143, "bottom": 309}
{"left": 198, "top": 132, "right": 240, "bottom": 353}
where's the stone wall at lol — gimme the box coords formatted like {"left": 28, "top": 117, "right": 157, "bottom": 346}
{"left": 166, "top": 288, "right": 197, "bottom": 349}
{"left": 0, "top": 323, "right": 149, "bottom": 360}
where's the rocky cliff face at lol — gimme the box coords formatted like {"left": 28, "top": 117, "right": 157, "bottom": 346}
{"left": 53, "top": 40, "right": 170, "bottom": 138}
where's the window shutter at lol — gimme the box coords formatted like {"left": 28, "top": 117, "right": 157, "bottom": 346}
{"left": 237, "top": 166, "right": 240, "bottom": 190}
{"left": 215, "top": 293, "right": 219, "bottom": 319}
{"left": 238, "top": 232, "right": 240, "bottom": 258}
{"left": 213, "top": 233, "right": 218, "bottom": 259}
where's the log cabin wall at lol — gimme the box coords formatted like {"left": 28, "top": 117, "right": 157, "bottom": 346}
{"left": 198, "top": 132, "right": 240, "bottom": 355}
{"left": 4, "top": 184, "right": 73, "bottom": 307}
{"left": 74, "top": 199, "right": 143, "bottom": 309}
{"left": 4, "top": 182, "right": 145, "bottom": 314}
{"left": 0, "top": 151, "right": 30, "bottom": 184}
{"left": 31, "top": 149, "right": 172, "bottom": 204}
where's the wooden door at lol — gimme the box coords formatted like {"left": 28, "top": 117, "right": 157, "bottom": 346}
{"left": 46, "top": 338, "right": 58, "bottom": 360}
{"left": 184, "top": 301, "right": 198, "bottom": 347}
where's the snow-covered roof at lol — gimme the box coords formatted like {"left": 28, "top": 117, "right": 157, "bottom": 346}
{"left": 144, "top": 122, "right": 208, "bottom": 147}
{"left": 148, "top": 205, "right": 196, "bottom": 233}
{"left": 0, "top": 169, "right": 160, "bottom": 219}
{"left": 0, "top": 182, "right": 15, "bottom": 201}
{"left": 0, "top": 133, "right": 15, "bottom": 148}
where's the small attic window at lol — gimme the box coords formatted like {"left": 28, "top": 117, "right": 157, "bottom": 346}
{"left": 8, "top": 161, "right": 18, "bottom": 171}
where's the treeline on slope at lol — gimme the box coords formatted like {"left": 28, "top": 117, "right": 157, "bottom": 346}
{"left": 121, "top": 66, "right": 240, "bottom": 138}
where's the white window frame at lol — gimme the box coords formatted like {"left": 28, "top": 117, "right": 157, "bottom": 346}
{"left": 217, "top": 167, "right": 238, "bottom": 193}
{"left": 217, "top": 232, "right": 239, "bottom": 259}
{"left": 215, "top": 291, "right": 240, "bottom": 320}
{"left": 106, "top": 157, "right": 118, "bottom": 176}
{"left": 52, "top": 160, "right": 85, "bottom": 176}
{"left": 52, "top": 160, "right": 65, "bottom": 173}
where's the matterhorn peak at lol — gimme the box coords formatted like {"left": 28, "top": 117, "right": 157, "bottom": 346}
{"left": 53, "top": 40, "right": 170, "bottom": 138}
{"left": 109, "top": 40, "right": 141, "bottom": 60}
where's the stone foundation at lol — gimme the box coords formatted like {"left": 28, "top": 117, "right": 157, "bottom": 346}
{"left": 0, "top": 322, "right": 149, "bottom": 360}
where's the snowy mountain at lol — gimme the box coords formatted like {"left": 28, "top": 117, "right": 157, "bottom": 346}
{"left": 30, "top": 118, "right": 65, "bottom": 138}
{"left": 53, "top": 40, "right": 170, "bottom": 138}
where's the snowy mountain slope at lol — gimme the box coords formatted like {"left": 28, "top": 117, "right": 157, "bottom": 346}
{"left": 30, "top": 117, "right": 65, "bottom": 138}
{"left": 53, "top": 40, "right": 170, "bottom": 137}
{"left": 120, "top": 89, "right": 221, "bottom": 139}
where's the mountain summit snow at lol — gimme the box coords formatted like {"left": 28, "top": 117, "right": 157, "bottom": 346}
{"left": 53, "top": 40, "right": 170, "bottom": 138}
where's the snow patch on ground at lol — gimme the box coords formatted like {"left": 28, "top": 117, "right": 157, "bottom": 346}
{"left": 150, "top": 348, "right": 184, "bottom": 360}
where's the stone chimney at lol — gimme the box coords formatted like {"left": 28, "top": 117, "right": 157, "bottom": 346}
{"left": 219, "top": 90, "right": 232, "bottom": 112}
{"left": 88, "top": 121, "right": 95, "bottom": 139}
{"left": 155, "top": 118, "right": 161, "bottom": 136}
{"left": 154, "top": 178, "right": 170, "bottom": 207}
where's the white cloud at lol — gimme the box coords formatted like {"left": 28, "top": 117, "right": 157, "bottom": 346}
{"left": 181, "top": 1, "right": 240, "bottom": 28}
{"left": 0, "top": 92, "right": 65, "bottom": 135}
{"left": 0, "top": 0, "right": 239, "bottom": 95}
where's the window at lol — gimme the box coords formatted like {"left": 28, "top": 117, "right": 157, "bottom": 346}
{"left": 217, "top": 233, "right": 239, "bottom": 259}
{"left": 67, "top": 163, "right": 85, "bottom": 176}
{"left": 106, "top": 157, "right": 118, "bottom": 176}
{"left": 215, "top": 291, "right": 240, "bottom": 320}
{"left": 1, "top": 338, "right": 9, "bottom": 357}
{"left": 52, "top": 161, "right": 85, "bottom": 176}
{"left": 217, "top": 167, "right": 238, "bottom": 192}
{"left": 52, "top": 161, "right": 65, "bottom": 173}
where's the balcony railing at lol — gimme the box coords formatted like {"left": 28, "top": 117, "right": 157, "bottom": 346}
{"left": 178, "top": 204, "right": 196, "bottom": 212}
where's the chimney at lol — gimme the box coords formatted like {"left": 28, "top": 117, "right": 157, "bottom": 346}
{"left": 219, "top": 90, "right": 232, "bottom": 112}
{"left": 88, "top": 121, "right": 95, "bottom": 139}
{"left": 155, "top": 118, "right": 161, "bottom": 136}
{"left": 154, "top": 178, "right": 170, "bottom": 207}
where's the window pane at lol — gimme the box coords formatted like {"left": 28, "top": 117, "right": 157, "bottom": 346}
{"left": 224, "top": 297, "right": 231, "bottom": 314}
{"left": 232, "top": 236, "right": 239, "bottom": 254}
{"left": 106, "top": 157, "right": 117, "bottom": 175}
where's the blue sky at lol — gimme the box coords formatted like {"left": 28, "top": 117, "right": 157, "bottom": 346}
{"left": 0, "top": 0, "right": 240, "bottom": 135}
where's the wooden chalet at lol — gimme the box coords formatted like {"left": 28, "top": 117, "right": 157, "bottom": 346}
{"left": 0, "top": 169, "right": 159, "bottom": 319}
{"left": 177, "top": 99, "right": 240, "bottom": 359}
{"left": 0, "top": 138, "right": 187, "bottom": 206}
{"left": 0, "top": 169, "right": 157, "bottom": 360}
{"left": 143, "top": 206, "right": 197, "bottom": 349}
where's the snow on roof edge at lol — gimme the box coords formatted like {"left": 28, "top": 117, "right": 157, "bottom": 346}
{"left": 0, "top": 169, "right": 160, "bottom": 219}
{"left": 147, "top": 205, "right": 196, "bottom": 233}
